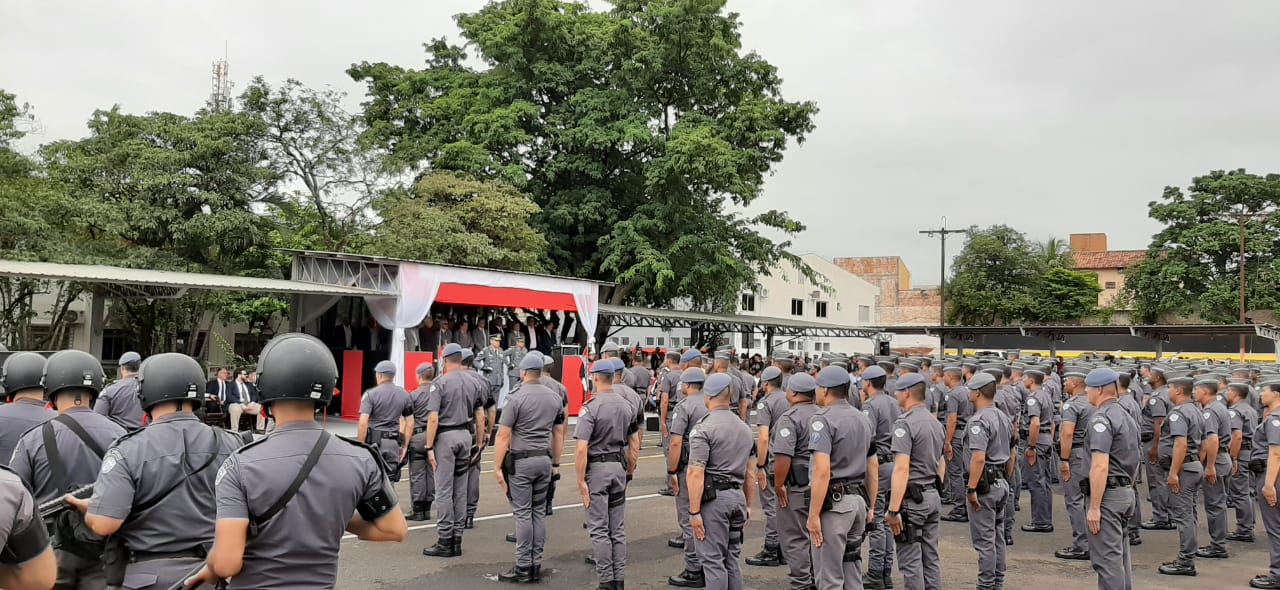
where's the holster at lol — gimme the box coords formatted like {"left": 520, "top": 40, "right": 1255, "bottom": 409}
{"left": 1141, "top": 432, "right": 1154, "bottom": 443}
{"left": 678, "top": 441, "right": 690, "bottom": 471}
{"left": 893, "top": 518, "right": 920, "bottom": 544}
{"left": 102, "top": 536, "right": 128, "bottom": 586}
{"left": 905, "top": 482, "right": 926, "bottom": 504}
{"left": 786, "top": 461, "right": 810, "bottom": 488}
{"left": 1250, "top": 458, "right": 1268, "bottom": 474}
{"left": 455, "top": 447, "right": 478, "bottom": 476}
{"left": 46, "top": 510, "right": 105, "bottom": 561}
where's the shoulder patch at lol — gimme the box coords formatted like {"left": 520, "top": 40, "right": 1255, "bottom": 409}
{"left": 1230, "top": 410, "right": 1238, "bottom": 418}
{"left": 1149, "top": 398, "right": 1158, "bottom": 406}
{"left": 1063, "top": 402, "right": 1070, "bottom": 411}
{"left": 811, "top": 433, "right": 823, "bottom": 446}
{"left": 894, "top": 427, "right": 907, "bottom": 438}
{"left": 1271, "top": 419, "right": 1279, "bottom": 428}
{"left": 779, "top": 427, "right": 791, "bottom": 438}
{"left": 757, "top": 402, "right": 765, "bottom": 410}
{"left": 812, "top": 421, "right": 824, "bottom": 432}
{"left": 1028, "top": 398, "right": 1037, "bottom": 407}
{"left": 689, "top": 428, "right": 698, "bottom": 438}
{"left": 99, "top": 448, "right": 121, "bottom": 475}
{"left": 214, "top": 460, "right": 231, "bottom": 487}
{"left": 1203, "top": 412, "right": 1211, "bottom": 420}
{"left": 1093, "top": 422, "right": 1107, "bottom": 433}
{"left": 1168, "top": 412, "right": 1180, "bottom": 423}
{"left": 970, "top": 425, "right": 982, "bottom": 435}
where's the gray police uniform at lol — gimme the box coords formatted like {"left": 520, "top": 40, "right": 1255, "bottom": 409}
{"left": 426, "top": 371, "right": 483, "bottom": 544}
{"left": 9, "top": 407, "right": 126, "bottom": 589}
{"left": 629, "top": 365, "right": 652, "bottom": 394}
{"left": 967, "top": 404, "right": 1012, "bottom": 590}
{"left": 755, "top": 388, "right": 791, "bottom": 550}
{"left": 505, "top": 347, "right": 530, "bottom": 394}
{"left": 809, "top": 403, "right": 873, "bottom": 590}
{"left": 1201, "top": 398, "right": 1234, "bottom": 553}
{"left": 1228, "top": 400, "right": 1259, "bottom": 537}
{"left": 1115, "top": 392, "right": 1144, "bottom": 539}
{"left": 1022, "top": 387, "right": 1055, "bottom": 527}
{"left": 1161, "top": 400, "right": 1205, "bottom": 565}
{"left": 945, "top": 384, "right": 973, "bottom": 509}
{"left": 215, "top": 422, "right": 391, "bottom": 589}
{"left": 689, "top": 408, "right": 753, "bottom": 590}
{"left": 1248, "top": 411, "right": 1280, "bottom": 584}
{"left": 576, "top": 388, "right": 637, "bottom": 587}
{"left": 477, "top": 346, "right": 506, "bottom": 398}
{"left": 0, "top": 466, "right": 49, "bottom": 572}
{"left": 94, "top": 376, "right": 144, "bottom": 430}
{"left": 360, "top": 382, "right": 413, "bottom": 482}
{"left": 88, "top": 413, "right": 244, "bottom": 589}
{"left": 865, "top": 387, "right": 901, "bottom": 578}
{"left": 1083, "top": 399, "right": 1140, "bottom": 590}
{"left": 671, "top": 392, "right": 710, "bottom": 574}
{"left": 892, "top": 405, "right": 946, "bottom": 590}
{"left": 0, "top": 399, "right": 55, "bottom": 468}
{"left": 1142, "top": 386, "right": 1173, "bottom": 524}
{"left": 500, "top": 382, "right": 565, "bottom": 570}
{"left": 407, "top": 382, "right": 435, "bottom": 511}
{"left": 1061, "top": 392, "right": 1095, "bottom": 553}
{"left": 463, "top": 368, "right": 495, "bottom": 521}
{"left": 771, "top": 400, "right": 820, "bottom": 590}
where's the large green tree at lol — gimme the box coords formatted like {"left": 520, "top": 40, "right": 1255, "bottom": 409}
{"left": 348, "top": 0, "right": 818, "bottom": 324}
{"left": 1028, "top": 268, "right": 1102, "bottom": 323}
{"left": 1122, "top": 169, "right": 1280, "bottom": 324}
{"left": 947, "top": 225, "right": 1044, "bottom": 324}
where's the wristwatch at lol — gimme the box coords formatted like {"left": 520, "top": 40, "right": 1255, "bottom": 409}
{"left": 967, "top": 487, "right": 978, "bottom": 495}
{"left": 757, "top": 462, "right": 767, "bottom": 469}
{"left": 886, "top": 510, "right": 900, "bottom": 518}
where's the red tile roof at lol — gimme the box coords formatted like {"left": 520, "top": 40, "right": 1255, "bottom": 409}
{"left": 1072, "top": 250, "right": 1148, "bottom": 270}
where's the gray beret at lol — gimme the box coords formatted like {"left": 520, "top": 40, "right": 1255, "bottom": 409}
{"left": 600, "top": 341, "right": 619, "bottom": 354}
{"left": 760, "top": 366, "right": 783, "bottom": 381}
{"left": 816, "top": 366, "right": 850, "bottom": 388}
{"left": 861, "top": 365, "right": 887, "bottom": 380}
{"left": 704, "top": 373, "right": 733, "bottom": 398}
{"left": 788, "top": 373, "right": 817, "bottom": 394}
{"left": 588, "top": 360, "right": 612, "bottom": 374}
{"left": 965, "top": 373, "right": 995, "bottom": 390}
{"left": 680, "top": 349, "right": 702, "bottom": 363}
{"left": 1085, "top": 368, "right": 1118, "bottom": 387}
{"left": 459, "top": 348, "right": 474, "bottom": 360}
{"left": 374, "top": 360, "right": 397, "bottom": 375}
{"left": 895, "top": 373, "right": 927, "bottom": 391}
{"left": 415, "top": 362, "right": 434, "bottom": 376}
{"left": 543, "top": 354, "right": 555, "bottom": 366}
{"left": 680, "top": 368, "right": 707, "bottom": 384}
{"left": 520, "top": 353, "right": 544, "bottom": 371}
{"left": 442, "top": 343, "right": 464, "bottom": 357}
{"left": 119, "top": 351, "right": 142, "bottom": 365}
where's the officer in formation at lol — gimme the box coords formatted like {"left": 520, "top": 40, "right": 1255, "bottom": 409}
{"left": 941, "top": 365, "right": 971, "bottom": 522}
{"left": 423, "top": 343, "right": 488, "bottom": 559}
{"left": 493, "top": 352, "right": 566, "bottom": 583}
{"left": 63, "top": 353, "right": 245, "bottom": 590}
{"left": 807, "top": 366, "right": 877, "bottom": 589}
{"left": 0, "top": 464, "right": 56, "bottom": 590}
{"left": 1080, "top": 368, "right": 1140, "bottom": 590}
{"left": 606, "top": 357, "right": 644, "bottom": 479}
{"left": 1245, "top": 379, "right": 1280, "bottom": 589}
{"left": 357, "top": 360, "right": 414, "bottom": 483}
{"left": 406, "top": 362, "right": 436, "bottom": 521}
{"left": 1018, "top": 367, "right": 1056, "bottom": 534}
{"left": 861, "top": 364, "right": 900, "bottom": 589}
{"left": 711, "top": 352, "right": 750, "bottom": 422}
{"left": 1140, "top": 366, "right": 1174, "bottom": 531}
{"left": 461, "top": 347, "right": 496, "bottom": 528}
{"left": 505, "top": 333, "right": 530, "bottom": 396}
{"left": 667, "top": 367, "right": 710, "bottom": 587}
{"left": 962, "top": 372, "right": 1013, "bottom": 590}
{"left": 1056, "top": 367, "right": 1094, "bottom": 561}
{"left": 687, "top": 372, "right": 755, "bottom": 590}
{"left": 575, "top": 359, "right": 642, "bottom": 590}
{"left": 477, "top": 334, "right": 506, "bottom": 403}
{"left": 658, "top": 351, "right": 695, "bottom": 497}
{"left": 541, "top": 352, "right": 571, "bottom": 516}
{"left": 746, "top": 366, "right": 788, "bottom": 568}
{"left": 1157, "top": 376, "right": 1204, "bottom": 577}
{"left": 770, "top": 373, "right": 819, "bottom": 590}
{"left": 186, "top": 333, "right": 407, "bottom": 589}
{"left": 885, "top": 372, "right": 944, "bottom": 590}
{"left": 1196, "top": 376, "right": 1235, "bottom": 560}
{"left": 1227, "top": 381, "right": 1260, "bottom": 543}
{"left": 93, "top": 351, "right": 144, "bottom": 430}
{"left": 0, "top": 352, "right": 56, "bottom": 467}
{"left": 1115, "top": 371, "right": 1145, "bottom": 547}
{"left": 10, "top": 349, "right": 126, "bottom": 589}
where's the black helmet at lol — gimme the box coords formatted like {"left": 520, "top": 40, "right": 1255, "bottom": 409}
{"left": 42, "top": 349, "right": 104, "bottom": 400}
{"left": 2, "top": 352, "right": 47, "bottom": 395}
{"left": 137, "top": 353, "right": 205, "bottom": 411}
{"left": 256, "top": 333, "right": 337, "bottom": 407}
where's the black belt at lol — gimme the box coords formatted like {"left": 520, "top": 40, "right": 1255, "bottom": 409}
{"left": 439, "top": 423, "right": 472, "bottom": 433}
{"left": 413, "top": 425, "right": 427, "bottom": 434}
{"left": 377, "top": 431, "right": 401, "bottom": 440}
{"left": 588, "top": 452, "right": 625, "bottom": 464}
{"left": 510, "top": 449, "right": 552, "bottom": 461}
{"left": 1249, "top": 458, "right": 1268, "bottom": 474}
{"left": 1242, "top": 441, "right": 1253, "bottom": 451}
{"left": 1105, "top": 475, "right": 1132, "bottom": 489}
{"left": 130, "top": 547, "right": 206, "bottom": 564}
{"left": 829, "top": 479, "right": 866, "bottom": 497}
{"left": 712, "top": 479, "right": 741, "bottom": 491}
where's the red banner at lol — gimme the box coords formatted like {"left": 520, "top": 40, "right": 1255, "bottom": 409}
{"left": 341, "top": 350, "right": 363, "bottom": 421}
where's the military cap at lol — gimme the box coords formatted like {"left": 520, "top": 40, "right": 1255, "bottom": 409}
{"left": 374, "top": 360, "right": 397, "bottom": 375}
{"left": 415, "top": 362, "right": 434, "bottom": 376}
{"left": 896, "top": 373, "right": 927, "bottom": 391}
{"left": 119, "top": 351, "right": 142, "bottom": 365}
{"left": 489, "top": 333, "right": 502, "bottom": 342}
{"left": 610, "top": 358, "right": 628, "bottom": 372}
{"left": 861, "top": 365, "right": 887, "bottom": 380}
{"left": 982, "top": 366, "right": 1004, "bottom": 378}
{"left": 965, "top": 373, "right": 995, "bottom": 390}
{"left": 714, "top": 350, "right": 732, "bottom": 361}
{"left": 961, "top": 361, "right": 980, "bottom": 370}
{"left": 704, "top": 373, "right": 733, "bottom": 398}
{"left": 899, "top": 361, "right": 920, "bottom": 372}
{"left": 543, "top": 354, "right": 555, "bottom": 366}
{"left": 942, "top": 365, "right": 963, "bottom": 374}
{"left": 816, "top": 366, "right": 851, "bottom": 388}
{"left": 832, "top": 361, "right": 850, "bottom": 370}
{"left": 442, "top": 343, "right": 464, "bottom": 358}
{"left": 680, "top": 349, "right": 702, "bottom": 363}
{"left": 1193, "top": 377, "right": 1219, "bottom": 390}
{"left": 680, "top": 367, "right": 707, "bottom": 384}
{"left": 760, "top": 366, "right": 783, "bottom": 381}
{"left": 459, "top": 348, "right": 474, "bottom": 361}
{"left": 1085, "top": 368, "right": 1118, "bottom": 387}
{"left": 1148, "top": 364, "right": 1169, "bottom": 375}
{"left": 1062, "top": 368, "right": 1088, "bottom": 379}
{"left": 1259, "top": 378, "right": 1280, "bottom": 390}
{"left": 876, "top": 360, "right": 896, "bottom": 372}
{"left": 599, "top": 341, "right": 619, "bottom": 354}
{"left": 588, "top": 360, "right": 613, "bottom": 374}
{"left": 788, "top": 373, "right": 818, "bottom": 394}
{"left": 520, "top": 353, "right": 544, "bottom": 371}
{"left": 1024, "top": 368, "right": 1045, "bottom": 377}
{"left": 774, "top": 351, "right": 795, "bottom": 361}
{"left": 1168, "top": 376, "right": 1195, "bottom": 388}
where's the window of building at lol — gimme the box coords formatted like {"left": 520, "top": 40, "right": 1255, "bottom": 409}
{"left": 814, "top": 342, "right": 823, "bottom": 351}
{"left": 620, "top": 336, "right": 630, "bottom": 346}
{"left": 101, "top": 329, "right": 128, "bottom": 361}
{"left": 28, "top": 325, "right": 73, "bottom": 350}
{"left": 1105, "top": 281, "right": 1116, "bottom": 290}
{"left": 741, "top": 293, "right": 755, "bottom": 312}
{"left": 174, "top": 331, "right": 209, "bottom": 359}
{"left": 815, "top": 301, "right": 828, "bottom": 318}
{"left": 656, "top": 337, "right": 666, "bottom": 347}
{"left": 858, "top": 305, "right": 871, "bottom": 322}
{"left": 790, "top": 299, "right": 804, "bottom": 316}
{"left": 825, "top": 343, "right": 833, "bottom": 352}
{"left": 782, "top": 272, "right": 790, "bottom": 283}
{"left": 752, "top": 339, "right": 761, "bottom": 349}
{"left": 645, "top": 337, "right": 655, "bottom": 346}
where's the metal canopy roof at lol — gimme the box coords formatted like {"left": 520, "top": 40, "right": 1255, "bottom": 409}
{"left": 600, "top": 304, "right": 879, "bottom": 338}
{"left": 281, "top": 249, "right": 614, "bottom": 285}
{"left": 880, "top": 323, "right": 1276, "bottom": 341}
{"left": 0, "top": 260, "right": 395, "bottom": 299}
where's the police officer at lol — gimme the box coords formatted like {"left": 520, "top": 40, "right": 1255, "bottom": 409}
{"left": 1140, "top": 366, "right": 1175, "bottom": 530}
{"left": 942, "top": 365, "right": 971, "bottom": 522}
{"left": 0, "top": 352, "right": 55, "bottom": 467}
{"left": 477, "top": 334, "right": 506, "bottom": 404}
{"left": 688, "top": 372, "right": 754, "bottom": 590}
{"left": 542, "top": 352, "right": 572, "bottom": 517}
{"left": 505, "top": 333, "right": 530, "bottom": 396}
{"left": 1245, "top": 379, "right": 1280, "bottom": 589}
{"left": 461, "top": 347, "right": 495, "bottom": 529}
{"left": 771, "top": 373, "right": 820, "bottom": 590}
{"left": 358, "top": 360, "right": 414, "bottom": 483}
{"left": 93, "top": 351, "right": 144, "bottom": 430}
{"left": 667, "top": 367, "right": 710, "bottom": 587}
{"left": 1157, "top": 376, "right": 1204, "bottom": 577}
{"left": 747, "top": 366, "right": 788, "bottom": 569}
{"left": 575, "top": 360, "right": 642, "bottom": 590}
{"left": 963, "top": 372, "right": 1013, "bottom": 590}
{"left": 807, "top": 366, "right": 878, "bottom": 590}
{"left": 657, "top": 351, "right": 691, "bottom": 497}
{"left": 861, "top": 364, "right": 900, "bottom": 589}
{"left": 185, "top": 333, "right": 408, "bottom": 589}
{"left": 68, "top": 353, "right": 244, "bottom": 590}
{"left": 885, "top": 372, "right": 945, "bottom": 590}
{"left": 10, "top": 349, "right": 125, "bottom": 590}
{"left": 711, "top": 353, "right": 749, "bottom": 421}
{"left": 1115, "top": 370, "right": 1145, "bottom": 547}
{"left": 1195, "top": 377, "right": 1234, "bottom": 560}
{"left": 1019, "top": 367, "right": 1055, "bottom": 534}
{"left": 406, "top": 362, "right": 436, "bottom": 521}
{"left": 1081, "top": 368, "right": 1140, "bottom": 590}
{"left": 423, "top": 343, "right": 487, "bottom": 559}
{"left": 1056, "top": 368, "right": 1093, "bottom": 561}
{"left": 1227, "top": 381, "right": 1259, "bottom": 542}
{"left": 493, "top": 353, "right": 566, "bottom": 583}
{"left": 607, "top": 357, "right": 644, "bottom": 480}
{"left": 0, "top": 465, "right": 56, "bottom": 589}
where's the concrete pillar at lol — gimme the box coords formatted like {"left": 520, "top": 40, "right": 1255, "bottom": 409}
{"left": 88, "top": 293, "right": 106, "bottom": 360}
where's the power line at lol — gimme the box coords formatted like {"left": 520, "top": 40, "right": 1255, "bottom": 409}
{"left": 919, "top": 217, "right": 966, "bottom": 328}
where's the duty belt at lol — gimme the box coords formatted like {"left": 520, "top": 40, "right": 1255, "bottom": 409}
{"left": 377, "top": 431, "right": 401, "bottom": 440}
{"left": 130, "top": 546, "right": 207, "bottom": 564}
{"left": 1104, "top": 475, "right": 1132, "bottom": 488}
{"left": 438, "top": 423, "right": 472, "bottom": 433}
{"left": 829, "top": 479, "right": 866, "bottom": 500}
{"left": 588, "top": 452, "right": 626, "bottom": 465}
{"left": 711, "top": 479, "right": 742, "bottom": 492}
{"left": 509, "top": 449, "right": 552, "bottom": 461}
{"left": 413, "top": 425, "right": 427, "bottom": 434}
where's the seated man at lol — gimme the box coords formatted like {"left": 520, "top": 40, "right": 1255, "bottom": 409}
{"left": 204, "top": 367, "right": 230, "bottom": 415}
{"left": 226, "top": 368, "right": 265, "bottom": 432}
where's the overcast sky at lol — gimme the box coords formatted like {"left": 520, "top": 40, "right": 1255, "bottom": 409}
{"left": 5, "top": 1, "right": 1280, "bottom": 285}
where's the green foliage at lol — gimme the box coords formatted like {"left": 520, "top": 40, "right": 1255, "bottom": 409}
{"left": 1029, "top": 268, "right": 1102, "bottom": 323}
{"left": 1122, "top": 169, "right": 1280, "bottom": 323}
{"left": 1035, "top": 237, "right": 1074, "bottom": 269}
{"left": 348, "top": 0, "right": 819, "bottom": 313}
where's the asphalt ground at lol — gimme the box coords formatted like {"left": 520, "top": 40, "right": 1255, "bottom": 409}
{"left": 323, "top": 422, "right": 1275, "bottom": 589}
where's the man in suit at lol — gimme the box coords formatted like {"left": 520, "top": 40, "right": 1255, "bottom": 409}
{"left": 227, "top": 367, "right": 265, "bottom": 432}
{"left": 205, "top": 366, "right": 230, "bottom": 414}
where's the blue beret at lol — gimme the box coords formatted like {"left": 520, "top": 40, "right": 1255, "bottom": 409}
{"left": 119, "top": 351, "right": 142, "bottom": 365}
{"left": 704, "top": 373, "right": 733, "bottom": 397}
{"left": 459, "top": 348, "right": 474, "bottom": 360}
{"left": 861, "top": 366, "right": 887, "bottom": 380}
{"left": 588, "top": 361, "right": 613, "bottom": 375}
{"left": 680, "top": 349, "right": 702, "bottom": 363}
{"left": 415, "top": 362, "right": 434, "bottom": 376}
{"left": 606, "top": 358, "right": 624, "bottom": 372}
{"left": 788, "top": 373, "right": 817, "bottom": 393}
{"left": 374, "top": 360, "right": 397, "bottom": 375}
{"left": 760, "top": 366, "right": 783, "bottom": 381}
{"left": 442, "top": 343, "right": 464, "bottom": 358}
{"left": 965, "top": 373, "right": 995, "bottom": 390}
{"left": 816, "top": 366, "right": 850, "bottom": 388}
{"left": 520, "top": 353, "right": 544, "bottom": 371}
{"left": 680, "top": 368, "right": 706, "bottom": 384}
{"left": 895, "top": 373, "right": 927, "bottom": 391}
{"left": 1084, "top": 368, "right": 1118, "bottom": 387}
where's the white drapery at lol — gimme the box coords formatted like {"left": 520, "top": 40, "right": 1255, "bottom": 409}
{"left": 364, "top": 263, "right": 440, "bottom": 387}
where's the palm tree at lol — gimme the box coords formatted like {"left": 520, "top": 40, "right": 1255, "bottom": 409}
{"left": 1035, "top": 237, "right": 1074, "bottom": 269}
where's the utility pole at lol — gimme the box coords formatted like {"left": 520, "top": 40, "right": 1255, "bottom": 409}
{"left": 1227, "top": 208, "right": 1268, "bottom": 360}
{"left": 920, "top": 217, "right": 967, "bottom": 327}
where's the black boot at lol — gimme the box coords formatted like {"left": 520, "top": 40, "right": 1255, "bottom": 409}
{"left": 530, "top": 565, "right": 542, "bottom": 582}
{"left": 1157, "top": 560, "right": 1196, "bottom": 576}
{"left": 614, "top": 581, "right": 623, "bottom": 590}
{"left": 407, "top": 502, "right": 429, "bottom": 521}
{"left": 882, "top": 569, "right": 893, "bottom": 589}
{"left": 745, "top": 545, "right": 782, "bottom": 567}
{"left": 506, "top": 532, "right": 517, "bottom": 543}
{"left": 423, "top": 502, "right": 432, "bottom": 521}
{"left": 546, "top": 503, "right": 554, "bottom": 517}
{"left": 1128, "top": 531, "right": 1142, "bottom": 546}
{"left": 465, "top": 515, "right": 476, "bottom": 529}
{"left": 864, "top": 569, "right": 885, "bottom": 590}
{"left": 453, "top": 537, "right": 463, "bottom": 557}
{"left": 668, "top": 569, "right": 705, "bottom": 588}
{"left": 667, "top": 537, "right": 685, "bottom": 549}
{"left": 423, "top": 538, "right": 456, "bottom": 558}
{"left": 499, "top": 565, "right": 536, "bottom": 583}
